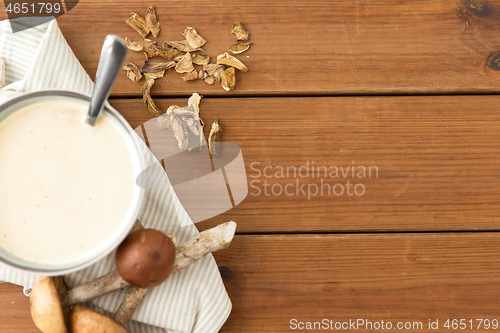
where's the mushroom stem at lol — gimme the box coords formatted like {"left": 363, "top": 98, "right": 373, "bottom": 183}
{"left": 60, "top": 271, "right": 127, "bottom": 308}
{"left": 53, "top": 276, "right": 70, "bottom": 330}
{"left": 60, "top": 221, "right": 237, "bottom": 308}
{"left": 113, "top": 286, "right": 149, "bottom": 325}
{"left": 173, "top": 221, "right": 236, "bottom": 271}
{"left": 113, "top": 222, "right": 177, "bottom": 326}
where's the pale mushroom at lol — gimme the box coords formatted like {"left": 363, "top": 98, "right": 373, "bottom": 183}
{"left": 30, "top": 276, "right": 67, "bottom": 333}
{"left": 70, "top": 305, "right": 130, "bottom": 333}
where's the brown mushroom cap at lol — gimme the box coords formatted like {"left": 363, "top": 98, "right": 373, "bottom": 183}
{"left": 70, "top": 305, "right": 130, "bottom": 333}
{"left": 30, "top": 276, "right": 67, "bottom": 333}
{"left": 116, "top": 228, "right": 175, "bottom": 288}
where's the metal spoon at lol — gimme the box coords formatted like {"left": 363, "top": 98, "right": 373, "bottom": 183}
{"left": 86, "top": 35, "right": 127, "bottom": 126}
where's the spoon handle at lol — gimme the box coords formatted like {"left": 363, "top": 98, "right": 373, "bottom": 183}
{"left": 86, "top": 35, "right": 127, "bottom": 126}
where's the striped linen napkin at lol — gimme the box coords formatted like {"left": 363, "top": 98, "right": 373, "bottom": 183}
{"left": 0, "top": 18, "right": 231, "bottom": 333}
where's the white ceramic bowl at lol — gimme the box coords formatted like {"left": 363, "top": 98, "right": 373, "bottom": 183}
{"left": 0, "top": 90, "right": 145, "bottom": 275}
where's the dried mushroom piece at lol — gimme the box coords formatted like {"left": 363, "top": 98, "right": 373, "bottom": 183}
{"left": 213, "top": 67, "right": 224, "bottom": 81}
{"left": 143, "top": 43, "right": 169, "bottom": 59}
{"left": 217, "top": 52, "right": 248, "bottom": 72}
{"left": 231, "top": 21, "right": 249, "bottom": 41}
{"left": 122, "top": 63, "right": 142, "bottom": 82}
{"left": 167, "top": 104, "right": 204, "bottom": 151}
{"left": 157, "top": 113, "right": 172, "bottom": 129}
{"left": 183, "top": 27, "right": 207, "bottom": 49}
{"left": 141, "top": 59, "right": 176, "bottom": 73}
{"left": 126, "top": 13, "right": 150, "bottom": 38}
{"left": 145, "top": 5, "right": 160, "bottom": 38}
{"left": 205, "top": 76, "right": 215, "bottom": 84}
{"left": 174, "top": 55, "right": 185, "bottom": 62}
{"left": 198, "top": 71, "right": 208, "bottom": 80}
{"left": 182, "top": 70, "right": 198, "bottom": 81}
{"left": 188, "top": 93, "right": 202, "bottom": 115}
{"left": 228, "top": 42, "right": 252, "bottom": 54}
{"left": 203, "top": 63, "right": 224, "bottom": 78}
{"left": 175, "top": 52, "right": 195, "bottom": 73}
{"left": 141, "top": 79, "right": 162, "bottom": 117}
{"left": 125, "top": 37, "right": 156, "bottom": 52}
{"left": 221, "top": 67, "right": 236, "bottom": 91}
{"left": 162, "top": 47, "right": 185, "bottom": 61}
{"left": 166, "top": 104, "right": 179, "bottom": 114}
{"left": 164, "top": 41, "right": 204, "bottom": 53}
{"left": 191, "top": 54, "right": 210, "bottom": 65}
{"left": 208, "top": 119, "right": 222, "bottom": 157}
{"left": 144, "top": 70, "right": 165, "bottom": 80}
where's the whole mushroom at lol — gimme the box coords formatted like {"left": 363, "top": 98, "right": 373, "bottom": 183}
{"left": 30, "top": 276, "right": 67, "bottom": 333}
{"left": 115, "top": 228, "right": 175, "bottom": 288}
{"left": 70, "top": 305, "right": 130, "bottom": 333}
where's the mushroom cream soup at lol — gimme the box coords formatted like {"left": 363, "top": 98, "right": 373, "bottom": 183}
{"left": 0, "top": 99, "right": 134, "bottom": 265}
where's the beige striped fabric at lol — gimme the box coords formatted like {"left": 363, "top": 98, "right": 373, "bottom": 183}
{"left": 0, "top": 18, "right": 231, "bottom": 333}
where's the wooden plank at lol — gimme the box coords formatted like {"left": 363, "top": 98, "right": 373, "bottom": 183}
{"left": 2, "top": 0, "right": 500, "bottom": 96}
{"left": 0, "top": 283, "right": 37, "bottom": 332}
{"left": 214, "top": 233, "right": 500, "bottom": 332}
{"left": 2, "top": 233, "right": 500, "bottom": 332}
{"left": 110, "top": 95, "right": 500, "bottom": 233}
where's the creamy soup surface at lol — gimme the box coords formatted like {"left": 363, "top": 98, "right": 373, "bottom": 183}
{"left": 0, "top": 99, "right": 133, "bottom": 265}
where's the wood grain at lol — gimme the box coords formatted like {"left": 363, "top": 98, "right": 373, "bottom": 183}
{"left": 2, "top": 233, "right": 500, "bottom": 332}
{"left": 2, "top": 0, "right": 500, "bottom": 96}
{"left": 215, "top": 234, "right": 500, "bottom": 332}
{"left": 0, "top": 283, "right": 37, "bottom": 332}
{"left": 110, "top": 95, "right": 500, "bottom": 233}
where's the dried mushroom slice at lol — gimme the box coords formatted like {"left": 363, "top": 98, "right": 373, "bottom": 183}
{"left": 122, "top": 63, "right": 142, "bottom": 82}
{"left": 175, "top": 52, "right": 195, "bottom": 73}
{"left": 221, "top": 67, "right": 236, "bottom": 91}
{"left": 205, "top": 76, "right": 215, "bottom": 85}
{"left": 157, "top": 113, "right": 172, "bottom": 129}
{"left": 125, "top": 37, "right": 156, "bottom": 52}
{"left": 126, "top": 13, "right": 150, "bottom": 38}
{"left": 143, "top": 43, "right": 169, "bottom": 59}
{"left": 144, "top": 70, "right": 165, "bottom": 80}
{"left": 141, "top": 79, "right": 162, "bottom": 117}
{"left": 208, "top": 119, "right": 222, "bottom": 157}
{"left": 191, "top": 54, "right": 210, "bottom": 65}
{"left": 167, "top": 105, "right": 204, "bottom": 151}
{"left": 203, "top": 63, "right": 224, "bottom": 76}
{"left": 183, "top": 27, "right": 207, "bottom": 49}
{"left": 188, "top": 92, "right": 202, "bottom": 115}
{"left": 228, "top": 42, "right": 252, "bottom": 54}
{"left": 141, "top": 59, "right": 176, "bottom": 73}
{"left": 166, "top": 104, "right": 179, "bottom": 115}
{"left": 145, "top": 5, "right": 160, "bottom": 38}
{"left": 213, "top": 67, "right": 224, "bottom": 81}
{"left": 217, "top": 52, "right": 248, "bottom": 72}
{"left": 231, "top": 21, "right": 249, "bottom": 41}
{"left": 162, "top": 47, "right": 185, "bottom": 61}
{"left": 182, "top": 70, "right": 198, "bottom": 81}
{"left": 198, "top": 71, "right": 208, "bottom": 80}
{"left": 164, "top": 41, "right": 204, "bottom": 53}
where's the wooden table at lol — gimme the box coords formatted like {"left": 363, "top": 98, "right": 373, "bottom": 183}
{"left": 2, "top": 0, "right": 500, "bottom": 332}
